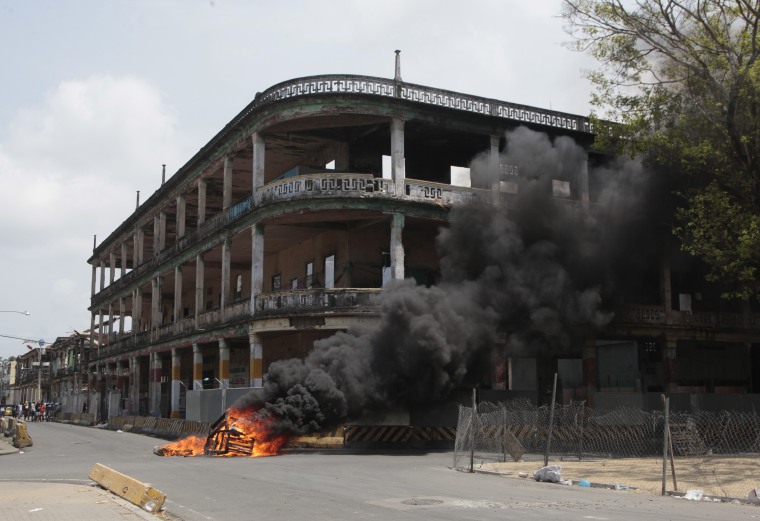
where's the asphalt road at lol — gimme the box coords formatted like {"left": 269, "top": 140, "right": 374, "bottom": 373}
{"left": 1, "top": 422, "right": 758, "bottom": 521}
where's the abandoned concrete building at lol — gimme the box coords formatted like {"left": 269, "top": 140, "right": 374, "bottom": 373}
{"left": 84, "top": 64, "right": 760, "bottom": 426}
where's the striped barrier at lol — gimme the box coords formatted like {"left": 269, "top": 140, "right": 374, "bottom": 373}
{"left": 344, "top": 425, "right": 456, "bottom": 448}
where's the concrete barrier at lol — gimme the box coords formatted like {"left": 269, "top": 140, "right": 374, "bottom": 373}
{"left": 89, "top": 463, "right": 166, "bottom": 513}
{"left": 12, "top": 420, "right": 33, "bottom": 449}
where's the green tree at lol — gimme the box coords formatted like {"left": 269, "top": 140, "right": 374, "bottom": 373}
{"left": 562, "top": 0, "right": 760, "bottom": 299}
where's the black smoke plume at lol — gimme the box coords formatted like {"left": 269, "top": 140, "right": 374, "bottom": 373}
{"left": 237, "top": 126, "right": 657, "bottom": 435}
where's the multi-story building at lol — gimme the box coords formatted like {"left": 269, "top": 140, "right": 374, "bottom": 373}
{"left": 86, "top": 60, "right": 760, "bottom": 425}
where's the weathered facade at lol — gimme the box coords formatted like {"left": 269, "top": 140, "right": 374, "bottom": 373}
{"left": 86, "top": 67, "right": 760, "bottom": 425}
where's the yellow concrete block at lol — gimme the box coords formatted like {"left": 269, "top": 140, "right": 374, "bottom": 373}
{"left": 88, "top": 463, "right": 166, "bottom": 513}
{"left": 13, "top": 421, "right": 33, "bottom": 449}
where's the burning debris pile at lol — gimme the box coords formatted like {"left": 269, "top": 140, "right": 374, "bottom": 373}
{"left": 156, "top": 406, "right": 287, "bottom": 457}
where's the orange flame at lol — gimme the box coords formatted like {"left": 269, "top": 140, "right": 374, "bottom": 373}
{"left": 158, "top": 406, "right": 288, "bottom": 458}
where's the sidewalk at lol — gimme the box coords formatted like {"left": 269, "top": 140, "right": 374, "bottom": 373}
{"left": 0, "top": 435, "right": 162, "bottom": 520}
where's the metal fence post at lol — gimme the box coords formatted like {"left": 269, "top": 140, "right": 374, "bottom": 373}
{"left": 661, "top": 394, "right": 669, "bottom": 495}
{"left": 544, "top": 373, "right": 558, "bottom": 467}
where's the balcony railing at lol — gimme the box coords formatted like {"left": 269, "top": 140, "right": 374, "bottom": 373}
{"left": 616, "top": 305, "right": 760, "bottom": 329}
{"left": 89, "top": 289, "right": 381, "bottom": 361}
{"left": 92, "top": 174, "right": 491, "bottom": 307}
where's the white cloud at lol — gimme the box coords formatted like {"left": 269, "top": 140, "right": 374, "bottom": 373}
{"left": 0, "top": 75, "right": 189, "bottom": 358}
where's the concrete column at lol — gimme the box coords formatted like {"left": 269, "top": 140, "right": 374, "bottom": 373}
{"left": 107, "top": 303, "right": 114, "bottom": 340}
{"left": 130, "top": 356, "right": 139, "bottom": 414}
{"left": 173, "top": 265, "right": 183, "bottom": 327}
{"left": 115, "top": 362, "right": 125, "bottom": 404}
{"left": 221, "top": 237, "right": 231, "bottom": 315}
{"left": 98, "top": 309, "right": 104, "bottom": 349}
{"left": 198, "top": 179, "right": 207, "bottom": 226}
{"left": 121, "top": 242, "right": 127, "bottom": 279}
{"left": 252, "top": 132, "right": 265, "bottom": 193}
{"left": 490, "top": 135, "right": 500, "bottom": 205}
{"left": 390, "top": 118, "right": 405, "bottom": 194}
{"left": 118, "top": 297, "right": 125, "bottom": 335}
{"left": 223, "top": 156, "right": 233, "bottom": 210}
{"left": 91, "top": 264, "right": 97, "bottom": 296}
{"left": 218, "top": 339, "right": 230, "bottom": 389}
{"left": 150, "top": 352, "right": 162, "bottom": 417}
{"left": 176, "top": 195, "right": 186, "bottom": 238}
{"left": 109, "top": 252, "right": 116, "bottom": 285}
{"left": 170, "top": 348, "right": 182, "bottom": 418}
{"left": 158, "top": 211, "right": 166, "bottom": 251}
{"left": 335, "top": 142, "right": 349, "bottom": 171}
{"left": 580, "top": 155, "right": 590, "bottom": 208}
{"left": 133, "top": 287, "right": 143, "bottom": 333}
{"left": 664, "top": 337, "right": 678, "bottom": 393}
{"left": 192, "top": 343, "right": 203, "bottom": 391}
{"left": 99, "top": 261, "right": 106, "bottom": 291}
{"left": 195, "top": 254, "right": 205, "bottom": 326}
{"left": 136, "top": 228, "right": 144, "bottom": 264}
{"left": 249, "top": 332, "right": 263, "bottom": 388}
{"left": 153, "top": 216, "right": 160, "bottom": 255}
{"left": 390, "top": 213, "right": 405, "bottom": 281}
{"left": 250, "top": 225, "right": 264, "bottom": 314}
{"left": 151, "top": 276, "right": 162, "bottom": 330}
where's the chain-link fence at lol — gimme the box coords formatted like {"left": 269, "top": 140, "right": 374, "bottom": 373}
{"left": 453, "top": 399, "right": 760, "bottom": 499}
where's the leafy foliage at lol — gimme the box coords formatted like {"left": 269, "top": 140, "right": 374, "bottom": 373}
{"left": 563, "top": 0, "right": 760, "bottom": 298}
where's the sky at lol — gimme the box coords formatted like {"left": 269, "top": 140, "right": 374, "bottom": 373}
{"left": 0, "top": 0, "right": 598, "bottom": 360}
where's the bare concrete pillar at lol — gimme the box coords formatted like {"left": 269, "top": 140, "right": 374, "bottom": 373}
{"left": 170, "top": 348, "right": 182, "bottom": 418}
{"left": 218, "top": 339, "right": 230, "bottom": 390}
{"left": 119, "top": 297, "right": 125, "bottom": 335}
{"left": 129, "top": 356, "right": 139, "bottom": 415}
{"left": 249, "top": 332, "right": 263, "bottom": 388}
{"left": 221, "top": 237, "right": 231, "bottom": 315}
{"left": 151, "top": 276, "right": 161, "bottom": 330}
{"left": 176, "top": 195, "right": 186, "bottom": 238}
{"left": 580, "top": 155, "right": 590, "bottom": 208}
{"left": 109, "top": 252, "right": 116, "bottom": 285}
{"left": 490, "top": 135, "right": 500, "bottom": 205}
{"left": 335, "top": 142, "right": 349, "bottom": 171}
{"left": 198, "top": 179, "right": 207, "bottom": 226}
{"left": 223, "top": 156, "right": 233, "bottom": 210}
{"left": 250, "top": 225, "right": 264, "bottom": 314}
{"left": 150, "top": 352, "right": 162, "bottom": 417}
{"left": 252, "top": 133, "right": 265, "bottom": 193}
{"left": 192, "top": 343, "right": 203, "bottom": 391}
{"left": 99, "top": 261, "right": 106, "bottom": 291}
{"left": 115, "top": 362, "right": 125, "bottom": 408}
{"left": 195, "top": 254, "right": 205, "bottom": 326}
{"left": 120, "top": 242, "right": 127, "bottom": 279}
{"left": 390, "top": 213, "right": 405, "bottom": 281}
{"left": 133, "top": 287, "right": 143, "bottom": 333}
{"left": 153, "top": 216, "right": 160, "bottom": 255}
{"left": 173, "top": 265, "right": 183, "bottom": 327}
{"left": 91, "top": 264, "right": 97, "bottom": 296}
{"left": 134, "top": 228, "right": 144, "bottom": 265}
{"left": 159, "top": 211, "right": 166, "bottom": 251}
{"left": 390, "top": 118, "right": 405, "bottom": 195}
{"left": 107, "top": 303, "right": 114, "bottom": 340}
{"left": 98, "top": 309, "right": 104, "bottom": 349}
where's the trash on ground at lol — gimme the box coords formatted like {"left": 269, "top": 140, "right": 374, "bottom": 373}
{"left": 579, "top": 479, "right": 591, "bottom": 487}
{"left": 533, "top": 465, "right": 563, "bottom": 483}
{"left": 684, "top": 489, "right": 704, "bottom": 501}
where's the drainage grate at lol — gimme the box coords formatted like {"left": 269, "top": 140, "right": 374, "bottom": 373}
{"left": 401, "top": 498, "right": 443, "bottom": 506}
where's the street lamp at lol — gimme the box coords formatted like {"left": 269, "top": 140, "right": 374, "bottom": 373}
{"left": 0, "top": 310, "right": 30, "bottom": 316}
